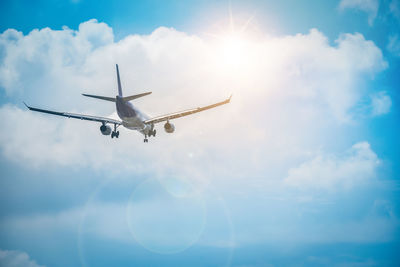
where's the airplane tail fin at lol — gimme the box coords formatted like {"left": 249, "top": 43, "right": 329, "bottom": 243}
{"left": 116, "top": 64, "right": 123, "bottom": 97}
{"left": 82, "top": 65, "right": 151, "bottom": 102}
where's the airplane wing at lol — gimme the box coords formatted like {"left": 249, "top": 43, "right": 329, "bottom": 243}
{"left": 24, "top": 102, "right": 122, "bottom": 125}
{"left": 144, "top": 95, "right": 231, "bottom": 124}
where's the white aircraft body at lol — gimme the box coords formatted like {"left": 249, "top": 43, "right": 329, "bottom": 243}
{"left": 25, "top": 64, "right": 231, "bottom": 142}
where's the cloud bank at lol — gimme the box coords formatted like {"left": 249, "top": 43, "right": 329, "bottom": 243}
{"left": 371, "top": 90, "right": 392, "bottom": 116}
{"left": 0, "top": 250, "right": 44, "bottom": 267}
{"left": 284, "top": 142, "right": 380, "bottom": 190}
{"left": 339, "top": 0, "right": 380, "bottom": 25}
{"left": 0, "top": 20, "right": 388, "bottom": 176}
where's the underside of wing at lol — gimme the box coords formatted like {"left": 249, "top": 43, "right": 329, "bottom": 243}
{"left": 24, "top": 102, "right": 122, "bottom": 125}
{"left": 144, "top": 95, "right": 231, "bottom": 124}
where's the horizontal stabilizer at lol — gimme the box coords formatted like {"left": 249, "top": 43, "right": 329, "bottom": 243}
{"left": 82, "top": 94, "right": 116, "bottom": 102}
{"left": 122, "top": 92, "right": 152, "bottom": 102}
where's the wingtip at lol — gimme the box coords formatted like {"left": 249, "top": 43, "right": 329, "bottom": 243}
{"left": 23, "top": 101, "right": 29, "bottom": 109}
{"left": 228, "top": 94, "right": 232, "bottom": 102}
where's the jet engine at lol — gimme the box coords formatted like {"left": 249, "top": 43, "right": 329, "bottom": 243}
{"left": 100, "top": 124, "right": 112, "bottom": 135}
{"left": 164, "top": 122, "right": 175, "bottom": 133}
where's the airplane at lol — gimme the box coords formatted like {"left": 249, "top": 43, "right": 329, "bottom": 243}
{"left": 24, "top": 64, "right": 231, "bottom": 142}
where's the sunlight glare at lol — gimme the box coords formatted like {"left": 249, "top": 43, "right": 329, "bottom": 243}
{"left": 220, "top": 33, "right": 246, "bottom": 67}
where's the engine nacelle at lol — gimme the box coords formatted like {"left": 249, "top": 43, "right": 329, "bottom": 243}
{"left": 164, "top": 122, "right": 175, "bottom": 133}
{"left": 100, "top": 125, "right": 112, "bottom": 135}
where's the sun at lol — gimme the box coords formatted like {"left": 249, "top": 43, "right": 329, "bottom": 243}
{"left": 220, "top": 32, "right": 246, "bottom": 66}
{"left": 206, "top": 8, "right": 256, "bottom": 69}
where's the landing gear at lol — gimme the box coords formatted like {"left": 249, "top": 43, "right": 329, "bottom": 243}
{"left": 149, "top": 129, "right": 156, "bottom": 137}
{"left": 143, "top": 125, "right": 155, "bottom": 143}
{"left": 148, "top": 124, "right": 156, "bottom": 137}
{"left": 111, "top": 123, "right": 119, "bottom": 139}
{"left": 111, "top": 131, "right": 119, "bottom": 138}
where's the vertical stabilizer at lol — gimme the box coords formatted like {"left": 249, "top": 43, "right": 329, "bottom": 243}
{"left": 116, "top": 64, "right": 123, "bottom": 96}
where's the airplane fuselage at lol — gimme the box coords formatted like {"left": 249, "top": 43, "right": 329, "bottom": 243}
{"left": 116, "top": 96, "right": 152, "bottom": 135}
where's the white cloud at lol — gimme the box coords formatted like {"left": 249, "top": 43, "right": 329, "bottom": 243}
{"left": 284, "top": 142, "right": 380, "bottom": 190}
{"left": 339, "top": 0, "right": 379, "bottom": 25}
{"left": 0, "top": 250, "right": 44, "bottom": 267}
{"left": 387, "top": 34, "right": 400, "bottom": 57}
{"left": 2, "top": 188, "right": 397, "bottom": 249}
{"left": 0, "top": 19, "right": 113, "bottom": 99}
{"left": 0, "top": 20, "right": 387, "bottom": 178}
{"left": 0, "top": 203, "right": 123, "bottom": 242}
{"left": 236, "top": 213, "right": 398, "bottom": 244}
{"left": 390, "top": 0, "right": 400, "bottom": 21}
{"left": 0, "top": 192, "right": 207, "bottom": 253}
{"left": 371, "top": 91, "right": 392, "bottom": 116}
{"left": 76, "top": 19, "right": 113, "bottom": 49}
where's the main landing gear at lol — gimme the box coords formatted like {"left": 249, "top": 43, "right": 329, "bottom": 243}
{"left": 111, "top": 131, "right": 119, "bottom": 138}
{"left": 111, "top": 123, "right": 119, "bottom": 139}
{"left": 144, "top": 128, "right": 156, "bottom": 143}
{"left": 149, "top": 129, "right": 156, "bottom": 137}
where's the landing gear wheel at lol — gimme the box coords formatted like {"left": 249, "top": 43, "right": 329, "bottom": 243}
{"left": 153, "top": 129, "right": 156, "bottom": 137}
{"left": 111, "top": 131, "right": 119, "bottom": 139}
{"left": 111, "top": 123, "right": 119, "bottom": 139}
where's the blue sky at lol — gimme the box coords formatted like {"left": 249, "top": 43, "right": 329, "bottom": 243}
{"left": 0, "top": 0, "right": 399, "bottom": 266}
